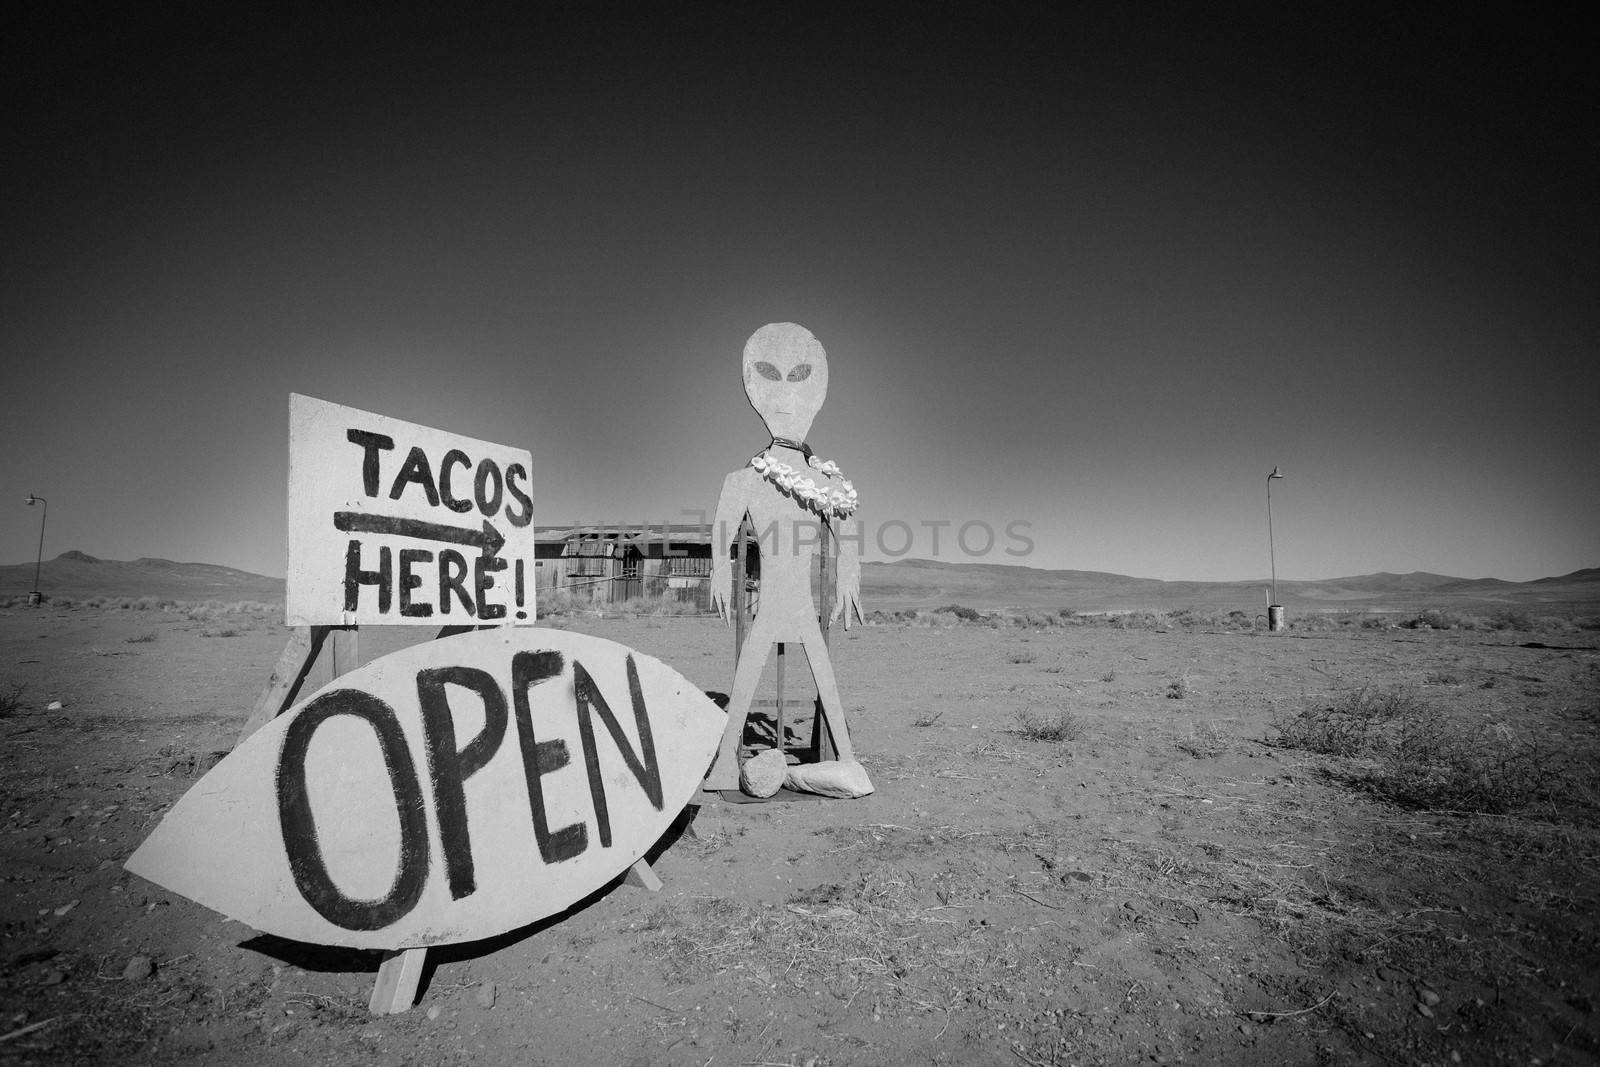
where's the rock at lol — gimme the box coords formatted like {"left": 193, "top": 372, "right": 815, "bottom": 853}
{"left": 46, "top": 701, "right": 63, "bottom": 711}
{"left": 11, "top": 948, "right": 58, "bottom": 968}
{"left": 52, "top": 899, "right": 79, "bottom": 918}
{"left": 740, "top": 749, "right": 787, "bottom": 798}
{"left": 122, "top": 955, "right": 155, "bottom": 981}
{"left": 40, "top": 968, "right": 67, "bottom": 986}
{"left": 1418, "top": 987, "right": 1441, "bottom": 1007}
{"left": 425, "top": 1004, "right": 442, "bottom": 1022}
{"left": 1415, "top": 1003, "right": 1434, "bottom": 1018}
{"left": 474, "top": 980, "right": 496, "bottom": 1009}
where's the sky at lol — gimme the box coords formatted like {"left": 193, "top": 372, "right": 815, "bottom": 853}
{"left": 3, "top": 4, "right": 1595, "bottom": 583}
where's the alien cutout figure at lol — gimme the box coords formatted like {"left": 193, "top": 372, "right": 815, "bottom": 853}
{"left": 705, "top": 323, "right": 872, "bottom": 795}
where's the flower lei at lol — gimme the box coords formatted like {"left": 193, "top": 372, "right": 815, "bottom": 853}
{"left": 749, "top": 450, "right": 859, "bottom": 519}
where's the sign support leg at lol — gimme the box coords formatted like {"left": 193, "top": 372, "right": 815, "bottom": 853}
{"left": 624, "top": 858, "right": 663, "bottom": 892}
{"left": 369, "top": 948, "right": 428, "bottom": 1016}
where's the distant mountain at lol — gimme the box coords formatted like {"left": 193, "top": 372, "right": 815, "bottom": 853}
{"left": 0, "top": 551, "right": 285, "bottom": 602}
{"left": 4, "top": 550, "right": 1596, "bottom": 614}
{"left": 859, "top": 558, "right": 1600, "bottom": 613}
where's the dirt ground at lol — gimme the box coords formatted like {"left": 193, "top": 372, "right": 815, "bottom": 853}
{"left": 2, "top": 604, "right": 1597, "bottom": 1066}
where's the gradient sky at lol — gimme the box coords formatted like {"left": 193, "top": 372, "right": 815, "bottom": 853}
{"left": 4, "top": 5, "right": 1595, "bottom": 583}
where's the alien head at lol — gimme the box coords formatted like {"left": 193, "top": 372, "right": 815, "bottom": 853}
{"left": 742, "top": 322, "right": 829, "bottom": 443}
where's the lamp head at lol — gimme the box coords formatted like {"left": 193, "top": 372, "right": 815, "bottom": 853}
{"left": 1268, "top": 467, "right": 1284, "bottom": 480}
{"left": 25, "top": 494, "right": 39, "bottom": 506}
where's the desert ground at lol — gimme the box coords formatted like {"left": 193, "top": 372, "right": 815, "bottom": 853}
{"left": 2, "top": 600, "right": 1597, "bottom": 1066}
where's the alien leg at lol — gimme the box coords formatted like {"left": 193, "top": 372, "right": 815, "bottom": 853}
{"left": 704, "top": 614, "right": 778, "bottom": 791}
{"left": 797, "top": 619, "right": 856, "bottom": 763}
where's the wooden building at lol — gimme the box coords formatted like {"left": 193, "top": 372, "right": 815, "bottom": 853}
{"left": 532, "top": 524, "right": 714, "bottom": 608}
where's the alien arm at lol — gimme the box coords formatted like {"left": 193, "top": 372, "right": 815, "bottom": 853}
{"left": 829, "top": 517, "right": 864, "bottom": 629}
{"left": 707, "top": 472, "right": 745, "bottom": 623}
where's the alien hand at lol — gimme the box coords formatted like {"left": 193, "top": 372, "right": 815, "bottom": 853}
{"left": 709, "top": 561, "right": 733, "bottom": 623}
{"left": 831, "top": 575, "right": 863, "bottom": 630}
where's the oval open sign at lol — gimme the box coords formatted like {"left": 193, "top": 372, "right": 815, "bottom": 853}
{"left": 126, "top": 628, "right": 726, "bottom": 949}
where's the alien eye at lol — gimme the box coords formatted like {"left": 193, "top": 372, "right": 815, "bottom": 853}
{"left": 754, "top": 361, "right": 782, "bottom": 381}
{"left": 787, "top": 364, "right": 812, "bottom": 382}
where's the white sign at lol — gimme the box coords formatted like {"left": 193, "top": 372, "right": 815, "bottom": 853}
{"left": 125, "top": 628, "right": 726, "bottom": 949}
{"left": 287, "top": 394, "right": 537, "bottom": 626}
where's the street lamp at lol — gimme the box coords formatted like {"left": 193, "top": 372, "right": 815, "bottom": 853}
{"left": 1266, "top": 468, "right": 1284, "bottom": 630}
{"left": 24, "top": 494, "right": 47, "bottom": 606}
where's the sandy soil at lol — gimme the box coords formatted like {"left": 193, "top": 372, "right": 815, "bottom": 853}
{"left": 2, "top": 605, "right": 1597, "bottom": 1066}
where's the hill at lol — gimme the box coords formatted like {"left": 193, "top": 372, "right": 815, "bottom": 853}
{"left": 859, "top": 559, "right": 1600, "bottom": 613}
{"left": 4, "top": 551, "right": 1597, "bottom": 615}
{"left": 0, "top": 551, "right": 285, "bottom": 602}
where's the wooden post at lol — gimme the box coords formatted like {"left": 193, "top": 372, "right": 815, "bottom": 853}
{"left": 812, "top": 523, "right": 838, "bottom": 761}
{"left": 234, "top": 627, "right": 326, "bottom": 747}
{"left": 775, "top": 642, "right": 785, "bottom": 753}
{"left": 368, "top": 948, "right": 427, "bottom": 1015}
{"left": 733, "top": 518, "right": 750, "bottom": 664}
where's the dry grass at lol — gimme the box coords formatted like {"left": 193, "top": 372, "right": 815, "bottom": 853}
{"left": 1270, "top": 685, "right": 1593, "bottom": 817}
{"left": 1010, "top": 706, "right": 1085, "bottom": 743}
{"left": 642, "top": 869, "right": 968, "bottom": 1012}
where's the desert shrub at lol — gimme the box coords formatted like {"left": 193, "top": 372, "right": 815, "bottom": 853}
{"left": 0, "top": 683, "right": 24, "bottom": 717}
{"left": 201, "top": 627, "right": 245, "bottom": 638}
{"left": 1274, "top": 686, "right": 1577, "bottom": 815}
{"left": 1166, "top": 678, "right": 1188, "bottom": 700}
{"left": 1177, "top": 720, "right": 1229, "bottom": 758}
{"left": 1270, "top": 686, "right": 1420, "bottom": 757}
{"left": 599, "top": 593, "right": 710, "bottom": 617}
{"left": 1011, "top": 706, "right": 1084, "bottom": 743}
{"left": 910, "top": 711, "right": 943, "bottom": 727}
{"left": 1422, "top": 670, "right": 1459, "bottom": 686}
{"left": 934, "top": 604, "right": 984, "bottom": 623}
{"left": 865, "top": 609, "right": 920, "bottom": 624}
{"left": 1365, "top": 715, "right": 1553, "bottom": 813}
{"left": 1169, "top": 607, "right": 1239, "bottom": 630}
{"left": 1400, "top": 609, "right": 1489, "bottom": 631}
{"left": 1112, "top": 611, "right": 1161, "bottom": 630}
{"left": 125, "top": 631, "right": 158, "bottom": 644}
{"left": 1007, "top": 650, "right": 1037, "bottom": 664}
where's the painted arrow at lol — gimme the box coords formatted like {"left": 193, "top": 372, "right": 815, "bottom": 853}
{"left": 333, "top": 513, "right": 506, "bottom": 556}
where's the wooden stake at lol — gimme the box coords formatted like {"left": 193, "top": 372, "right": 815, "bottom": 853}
{"left": 623, "top": 858, "right": 663, "bottom": 892}
{"left": 368, "top": 948, "right": 427, "bottom": 1015}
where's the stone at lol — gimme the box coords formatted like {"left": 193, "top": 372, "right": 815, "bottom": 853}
{"left": 122, "top": 955, "right": 155, "bottom": 981}
{"left": 474, "top": 980, "right": 496, "bottom": 1009}
{"left": 740, "top": 749, "right": 787, "bottom": 798}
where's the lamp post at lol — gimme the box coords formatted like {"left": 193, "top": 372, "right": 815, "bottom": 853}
{"left": 25, "top": 494, "right": 47, "bottom": 606}
{"left": 1266, "top": 468, "right": 1284, "bottom": 630}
